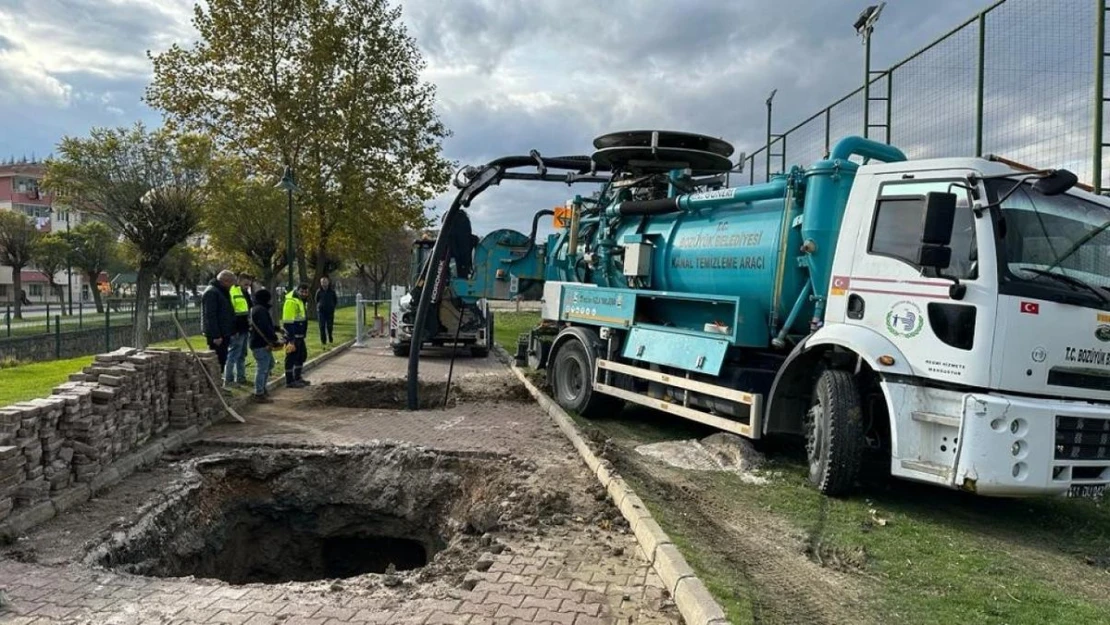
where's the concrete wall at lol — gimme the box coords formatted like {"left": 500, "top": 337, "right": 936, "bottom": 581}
{"left": 0, "top": 316, "right": 202, "bottom": 363}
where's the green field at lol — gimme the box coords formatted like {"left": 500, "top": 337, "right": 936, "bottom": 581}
{"left": 0, "top": 306, "right": 357, "bottom": 407}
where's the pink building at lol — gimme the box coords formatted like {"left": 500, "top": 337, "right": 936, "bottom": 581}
{"left": 0, "top": 162, "right": 88, "bottom": 305}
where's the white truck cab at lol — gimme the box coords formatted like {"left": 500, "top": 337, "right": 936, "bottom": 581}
{"left": 812, "top": 157, "right": 1110, "bottom": 497}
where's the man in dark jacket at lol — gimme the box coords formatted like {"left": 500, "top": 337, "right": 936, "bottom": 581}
{"left": 201, "top": 270, "right": 236, "bottom": 378}
{"left": 248, "top": 288, "right": 281, "bottom": 403}
{"left": 315, "top": 276, "right": 338, "bottom": 345}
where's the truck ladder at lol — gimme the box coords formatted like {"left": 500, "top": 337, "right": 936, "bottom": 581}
{"left": 595, "top": 359, "right": 763, "bottom": 439}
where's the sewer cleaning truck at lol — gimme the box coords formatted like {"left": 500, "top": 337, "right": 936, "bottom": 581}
{"left": 404, "top": 129, "right": 1110, "bottom": 499}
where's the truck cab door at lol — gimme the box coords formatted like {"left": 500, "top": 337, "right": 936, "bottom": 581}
{"left": 834, "top": 174, "right": 996, "bottom": 391}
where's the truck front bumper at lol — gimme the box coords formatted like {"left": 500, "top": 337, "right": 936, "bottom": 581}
{"left": 886, "top": 381, "right": 1110, "bottom": 497}
{"left": 955, "top": 391, "right": 1110, "bottom": 497}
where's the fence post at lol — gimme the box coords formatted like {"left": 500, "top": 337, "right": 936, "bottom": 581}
{"left": 79, "top": 302, "right": 83, "bottom": 329}
{"left": 45, "top": 303, "right": 51, "bottom": 333}
{"left": 5, "top": 304, "right": 9, "bottom": 337}
{"left": 105, "top": 306, "right": 111, "bottom": 352}
{"left": 975, "top": 12, "right": 986, "bottom": 156}
{"left": 824, "top": 108, "right": 831, "bottom": 157}
{"left": 1095, "top": 0, "right": 1106, "bottom": 194}
{"left": 54, "top": 315, "right": 61, "bottom": 359}
{"left": 355, "top": 293, "right": 365, "bottom": 347}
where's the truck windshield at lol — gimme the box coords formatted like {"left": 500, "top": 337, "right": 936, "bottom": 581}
{"left": 990, "top": 180, "right": 1110, "bottom": 304}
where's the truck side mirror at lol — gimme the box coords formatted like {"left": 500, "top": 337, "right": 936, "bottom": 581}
{"left": 921, "top": 192, "right": 957, "bottom": 246}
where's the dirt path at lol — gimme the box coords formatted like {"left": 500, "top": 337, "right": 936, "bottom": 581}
{"left": 610, "top": 443, "right": 876, "bottom": 625}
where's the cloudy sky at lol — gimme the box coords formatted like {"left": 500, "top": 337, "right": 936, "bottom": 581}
{"left": 2, "top": 0, "right": 1088, "bottom": 238}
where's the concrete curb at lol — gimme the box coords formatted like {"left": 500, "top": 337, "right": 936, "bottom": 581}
{"left": 0, "top": 341, "right": 356, "bottom": 540}
{"left": 495, "top": 346, "right": 730, "bottom": 625}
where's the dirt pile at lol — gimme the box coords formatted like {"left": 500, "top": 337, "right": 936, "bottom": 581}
{"left": 635, "top": 432, "right": 767, "bottom": 483}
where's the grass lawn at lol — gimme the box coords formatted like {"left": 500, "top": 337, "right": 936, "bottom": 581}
{"left": 493, "top": 311, "right": 541, "bottom": 353}
{"left": 0, "top": 306, "right": 359, "bottom": 407}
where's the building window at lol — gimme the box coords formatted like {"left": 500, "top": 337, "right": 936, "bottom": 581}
{"left": 0, "top": 285, "right": 8, "bottom": 298}
{"left": 29, "top": 284, "right": 43, "bottom": 297}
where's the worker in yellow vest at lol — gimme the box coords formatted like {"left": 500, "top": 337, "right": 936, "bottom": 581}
{"left": 282, "top": 283, "right": 311, "bottom": 388}
{"left": 224, "top": 273, "right": 254, "bottom": 388}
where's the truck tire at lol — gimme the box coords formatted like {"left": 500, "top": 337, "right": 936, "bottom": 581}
{"left": 549, "top": 337, "right": 620, "bottom": 419}
{"left": 392, "top": 343, "right": 410, "bottom": 357}
{"left": 805, "top": 368, "right": 864, "bottom": 497}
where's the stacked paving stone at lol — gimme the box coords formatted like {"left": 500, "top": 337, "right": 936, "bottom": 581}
{"left": 167, "top": 350, "right": 222, "bottom": 429}
{"left": 0, "top": 346, "right": 225, "bottom": 521}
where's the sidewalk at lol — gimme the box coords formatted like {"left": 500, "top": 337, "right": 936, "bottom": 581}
{"left": 0, "top": 340, "right": 681, "bottom": 625}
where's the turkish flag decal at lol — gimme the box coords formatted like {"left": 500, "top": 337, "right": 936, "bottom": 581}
{"left": 1020, "top": 301, "right": 1040, "bottom": 315}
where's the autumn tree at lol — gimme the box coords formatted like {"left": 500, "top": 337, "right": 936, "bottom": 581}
{"left": 58, "top": 221, "right": 118, "bottom": 313}
{"left": 158, "top": 243, "right": 203, "bottom": 304}
{"left": 202, "top": 155, "right": 290, "bottom": 296}
{"left": 44, "top": 124, "right": 211, "bottom": 347}
{"left": 0, "top": 211, "right": 42, "bottom": 318}
{"left": 32, "top": 233, "right": 71, "bottom": 311}
{"left": 353, "top": 227, "right": 415, "bottom": 301}
{"left": 146, "top": 0, "right": 452, "bottom": 317}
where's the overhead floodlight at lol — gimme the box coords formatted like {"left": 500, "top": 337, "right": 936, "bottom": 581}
{"left": 854, "top": 2, "right": 885, "bottom": 37}
{"left": 275, "top": 165, "right": 298, "bottom": 192}
{"left": 766, "top": 89, "right": 777, "bottom": 107}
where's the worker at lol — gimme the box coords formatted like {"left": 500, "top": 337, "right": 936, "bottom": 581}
{"left": 248, "top": 288, "right": 281, "bottom": 403}
{"left": 225, "top": 273, "right": 254, "bottom": 388}
{"left": 315, "top": 276, "right": 338, "bottom": 345}
{"left": 282, "top": 283, "right": 311, "bottom": 388}
{"left": 201, "top": 270, "right": 236, "bottom": 388}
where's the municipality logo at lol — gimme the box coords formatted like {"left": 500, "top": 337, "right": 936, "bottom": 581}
{"left": 886, "top": 301, "right": 924, "bottom": 339}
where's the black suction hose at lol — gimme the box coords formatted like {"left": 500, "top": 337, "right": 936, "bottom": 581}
{"left": 518, "top": 209, "right": 554, "bottom": 258}
{"left": 442, "top": 302, "right": 465, "bottom": 409}
{"left": 407, "top": 199, "right": 462, "bottom": 410}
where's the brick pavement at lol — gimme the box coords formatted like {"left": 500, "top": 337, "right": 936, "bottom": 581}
{"left": 0, "top": 341, "right": 681, "bottom": 625}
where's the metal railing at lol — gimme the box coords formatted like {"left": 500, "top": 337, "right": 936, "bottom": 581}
{"left": 354, "top": 294, "right": 392, "bottom": 347}
{"left": 743, "top": 0, "right": 1110, "bottom": 192}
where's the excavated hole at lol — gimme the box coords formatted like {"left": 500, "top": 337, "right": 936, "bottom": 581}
{"left": 89, "top": 446, "right": 524, "bottom": 585}
{"left": 311, "top": 378, "right": 534, "bottom": 410}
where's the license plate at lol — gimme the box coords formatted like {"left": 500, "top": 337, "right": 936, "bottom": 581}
{"left": 1068, "top": 484, "right": 1107, "bottom": 499}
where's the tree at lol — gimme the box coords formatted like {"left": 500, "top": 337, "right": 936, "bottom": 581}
{"left": 146, "top": 0, "right": 453, "bottom": 318}
{"left": 43, "top": 124, "right": 211, "bottom": 347}
{"left": 353, "top": 227, "right": 413, "bottom": 301}
{"left": 32, "top": 234, "right": 71, "bottom": 311}
{"left": 58, "top": 221, "right": 118, "bottom": 314}
{"left": 202, "top": 155, "right": 290, "bottom": 297}
{"left": 0, "top": 211, "right": 42, "bottom": 318}
{"left": 158, "top": 243, "right": 202, "bottom": 304}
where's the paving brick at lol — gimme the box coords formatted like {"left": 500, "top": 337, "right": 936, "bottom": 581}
{"left": 558, "top": 600, "right": 600, "bottom": 617}
{"left": 457, "top": 602, "right": 499, "bottom": 617}
{"left": 507, "top": 583, "right": 547, "bottom": 599}
{"left": 533, "top": 609, "right": 576, "bottom": 625}
{"left": 482, "top": 593, "right": 524, "bottom": 609}
{"left": 242, "top": 615, "right": 282, "bottom": 625}
{"left": 493, "top": 605, "right": 537, "bottom": 621}
{"left": 207, "top": 609, "right": 252, "bottom": 624}
{"left": 572, "top": 615, "right": 608, "bottom": 625}
{"left": 425, "top": 612, "right": 473, "bottom": 625}
{"left": 520, "top": 596, "right": 562, "bottom": 612}
{"left": 313, "top": 606, "right": 356, "bottom": 621}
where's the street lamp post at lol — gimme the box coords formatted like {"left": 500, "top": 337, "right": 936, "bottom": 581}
{"left": 276, "top": 166, "right": 298, "bottom": 293}
{"left": 854, "top": 3, "right": 885, "bottom": 139}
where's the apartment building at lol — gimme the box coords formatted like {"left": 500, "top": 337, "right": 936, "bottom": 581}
{"left": 0, "top": 161, "right": 90, "bottom": 306}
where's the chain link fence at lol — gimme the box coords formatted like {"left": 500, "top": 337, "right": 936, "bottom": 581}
{"left": 744, "top": 0, "right": 1109, "bottom": 192}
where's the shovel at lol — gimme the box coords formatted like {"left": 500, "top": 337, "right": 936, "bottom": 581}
{"left": 171, "top": 314, "right": 246, "bottom": 423}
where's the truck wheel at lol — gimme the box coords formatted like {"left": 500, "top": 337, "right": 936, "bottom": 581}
{"left": 805, "top": 368, "right": 864, "bottom": 497}
{"left": 550, "top": 338, "right": 619, "bottom": 419}
{"left": 392, "top": 343, "right": 410, "bottom": 357}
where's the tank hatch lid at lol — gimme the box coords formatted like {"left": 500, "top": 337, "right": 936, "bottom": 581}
{"left": 591, "top": 130, "right": 735, "bottom": 175}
